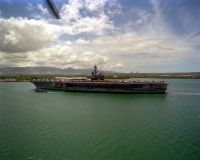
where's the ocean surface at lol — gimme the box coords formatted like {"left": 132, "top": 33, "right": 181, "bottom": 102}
{"left": 0, "top": 79, "right": 200, "bottom": 160}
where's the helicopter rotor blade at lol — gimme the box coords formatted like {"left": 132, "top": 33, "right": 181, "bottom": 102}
{"left": 45, "top": 0, "right": 60, "bottom": 19}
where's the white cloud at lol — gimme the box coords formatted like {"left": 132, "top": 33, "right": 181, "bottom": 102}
{"left": 84, "top": 0, "right": 107, "bottom": 12}
{"left": 37, "top": 4, "right": 49, "bottom": 16}
{"left": 60, "top": 0, "right": 115, "bottom": 35}
{"left": 26, "top": 3, "right": 34, "bottom": 11}
{"left": 0, "top": 44, "right": 123, "bottom": 70}
{"left": 0, "top": 0, "right": 199, "bottom": 72}
{"left": 26, "top": 3, "right": 51, "bottom": 19}
{"left": 0, "top": 0, "right": 122, "bottom": 69}
{"left": 0, "top": 17, "right": 61, "bottom": 53}
{"left": 62, "top": 14, "right": 113, "bottom": 35}
{"left": 75, "top": 38, "right": 90, "bottom": 45}
{"left": 106, "top": 1, "right": 122, "bottom": 17}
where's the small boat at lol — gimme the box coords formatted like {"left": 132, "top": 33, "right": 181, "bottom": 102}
{"left": 34, "top": 88, "right": 47, "bottom": 93}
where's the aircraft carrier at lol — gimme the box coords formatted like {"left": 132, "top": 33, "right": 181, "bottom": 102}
{"left": 31, "top": 65, "right": 168, "bottom": 94}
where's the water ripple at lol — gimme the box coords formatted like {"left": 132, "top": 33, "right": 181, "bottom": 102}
{"left": 169, "top": 92, "right": 200, "bottom": 96}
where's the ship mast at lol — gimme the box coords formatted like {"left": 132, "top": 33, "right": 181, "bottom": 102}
{"left": 91, "top": 64, "right": 104, "bottom": 81}
{"left": 94, "top": 64, "right": 98, "bottom": 77}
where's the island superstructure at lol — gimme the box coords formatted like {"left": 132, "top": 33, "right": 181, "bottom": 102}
{"left": 31, "top": 65, "right": 168, "bottom": 94}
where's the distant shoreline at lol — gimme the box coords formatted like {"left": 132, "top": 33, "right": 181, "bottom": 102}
{"left": 1, "top": 72, "right": 199, "bottom": 80}
{"left": 0, "top": 72, "right": 200, "bottom": 82}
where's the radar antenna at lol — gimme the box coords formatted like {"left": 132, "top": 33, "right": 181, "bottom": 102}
{"left": 91, "top": 65, "right": 104, "bottom": 81}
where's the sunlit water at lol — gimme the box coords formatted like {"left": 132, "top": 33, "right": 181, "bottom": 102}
{"left": 0, "top": 79, "right": 200, "bottom": 160}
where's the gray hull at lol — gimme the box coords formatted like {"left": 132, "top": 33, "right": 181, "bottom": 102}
{"left": 65, "top": 88, "right": 166, "bottom": 94}
{"left": 32, "top": 80, "right": 167, "bottom": 94}
{"left": 32, "top": 81, "right": 64, "bottom": 90}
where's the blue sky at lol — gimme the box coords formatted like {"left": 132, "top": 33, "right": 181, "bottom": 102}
{"left": 0, "top": 0, "right": 200, "bottom": 72}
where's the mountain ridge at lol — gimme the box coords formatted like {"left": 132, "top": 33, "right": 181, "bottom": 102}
{"left": 0, "top": 67, "right": 114, "bottom": 75}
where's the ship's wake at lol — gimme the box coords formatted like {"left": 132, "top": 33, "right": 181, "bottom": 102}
{"left": 169, "top": 92, "right": 200, "bottom": 96}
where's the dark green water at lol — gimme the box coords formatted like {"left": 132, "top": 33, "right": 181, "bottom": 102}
{"left": 0, "top": 79, "right": 200, "bottom": 160}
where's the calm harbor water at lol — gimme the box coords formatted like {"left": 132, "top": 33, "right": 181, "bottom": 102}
{"left": 0, "top": 79, "right": 200, "bottom": 160}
